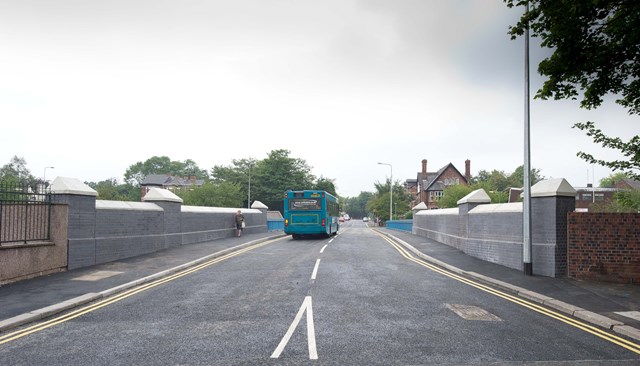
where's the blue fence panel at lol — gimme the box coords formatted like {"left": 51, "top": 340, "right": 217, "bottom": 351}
{"left": 267, "top": 218, "right": 284, "bottom": 232}
{"left": 387, "top": 219, "right": 412, "bottom": 232}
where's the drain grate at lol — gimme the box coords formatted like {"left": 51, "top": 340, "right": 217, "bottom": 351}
{"left": 71, "top": 271, "right": 123, "bottom": 282}
{"left": 446, "top": 303, "right": 502, "bottom": 321}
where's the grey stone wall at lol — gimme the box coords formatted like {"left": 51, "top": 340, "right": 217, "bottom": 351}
{"left": 413, "top": 183, "right": 576, "bottom": 278}
{"left": 53, "top": 194, "right": 97, "bottom": 270}
{"left": 56, "top": 194, "right": 267, "bottom": 270}
{"left": 95, "top": 203, "right": 166, "bottom": 264}
{"left": 413, "top": 209, "right": 467, "bottom": 250}
{"left": 467, "top": 210, "right": 523, "bottom": 270}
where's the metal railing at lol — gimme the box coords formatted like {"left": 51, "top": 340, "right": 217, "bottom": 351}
{"left": 0, "top": 182, "right": 52, "bottom": 244}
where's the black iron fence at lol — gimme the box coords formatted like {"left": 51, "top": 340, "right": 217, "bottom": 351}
{"left": 0, "top": 182, "right": 52, "bottom": 244}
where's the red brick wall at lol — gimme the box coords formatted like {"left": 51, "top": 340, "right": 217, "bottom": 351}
{"left": 567, "top": 212, "right": 640, "bottom": 284}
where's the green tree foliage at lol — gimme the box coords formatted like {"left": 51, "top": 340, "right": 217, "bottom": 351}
{"left": 253, "top": 150, "right": 315, "bottom": 212}
{"left": 211, "top": 150, "right": 321, "bottom": 213}
{"left": 313, "top": 176, "right": 337, "bottom": 197}
{"left": 177, "top": 182, "right": 243, "bottom": 208}
{"left": 472, "top": 165, "right": 543, "bottom": 192}
{"left": 211, "top": 158, "right": 257, "bottom": 207}
{"left": 599, "top": 172, "right": 630, "bottom": 188}
{"left": 0, "top": 156, "right": 36, "bottom": 186}
{"left": 124, "top": 156, "right": 209, "bottom": 186}
{"left": 86, "top": 178, "right": 139, "bottom": 201}
{"left": 574, "top": 122, "right": 640, "bottom": 180}
{"left": 438, "top": 184, "right": 473, "bottom": 209}
{"left": 366, "top": 179, "right": 412, "bottom": 221}
{"left": 342, "top": 191, "right": 374, "bottom": 219}
{"left": 506, "top": 1, "right": 640, "bottom": 179}
{"left": 440, "top": 165, "right": 541, "bottom": 208}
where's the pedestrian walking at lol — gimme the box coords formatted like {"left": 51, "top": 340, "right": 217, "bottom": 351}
{"left": 235, "top": 210, "right": 245, "bottom": 237}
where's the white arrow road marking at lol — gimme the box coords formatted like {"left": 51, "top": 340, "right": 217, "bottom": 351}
{"left": 271, "top": 296, "right": 318, "bottom": 360}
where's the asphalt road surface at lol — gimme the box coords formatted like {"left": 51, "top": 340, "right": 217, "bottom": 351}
{"left": 1, "top": 220, "right": 639, "bottom": 365}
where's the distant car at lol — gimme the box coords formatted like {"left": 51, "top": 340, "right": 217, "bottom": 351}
{"left": 363, "top": 217, "right": 369, "bottom": 222}
{"left": 339, "top": 217, "right": 345, "bottom": 223}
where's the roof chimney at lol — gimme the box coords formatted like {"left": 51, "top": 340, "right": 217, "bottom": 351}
{"left": 465, "top": 159, "right": 471, "bottom": 183}
{"left": 422, "top": 159, "right": 427, "bottom": 175}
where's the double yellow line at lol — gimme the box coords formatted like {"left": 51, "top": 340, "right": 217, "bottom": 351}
{"left": 0, "top": 238, "right": 281, "bottom": 345}
{"left": 376, "top": 232, "right": 640, "bottom": 356}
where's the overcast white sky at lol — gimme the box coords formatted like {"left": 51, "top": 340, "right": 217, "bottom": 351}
{"left": 1, "top": 1, "right": 636, "bottom": 197}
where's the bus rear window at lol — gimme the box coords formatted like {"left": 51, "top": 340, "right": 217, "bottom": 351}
{"left": 289, "top": 198, "right": 321, "bottom": 211}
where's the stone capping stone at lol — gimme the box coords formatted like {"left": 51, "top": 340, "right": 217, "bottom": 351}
{"left": 251, "top": 200, "right": 268, "bottom": 209}
{"left": 412, "top": 202, "right": 428, "bottom": 212}
{"left": 96, "top": 200, "right": 163, "bottom": 211}
{"left": 182, "top": 206, "right": 261, "bottom": 214}
{"left": 415, "top": 207, "right": 459, "bottom": 216}
{"left": 457, "top": 188, "right": 491, "bottom": 205}
{"left": 50, "top": 177, "right": 97, "bottom": 196}
{"left": 469, "top": 202, "right": 523, "bottom": 214}
{"left": 531, "top": 178, "right": 577, "bottom": 198}
{"left": 142, "top": 187, "right": 183, "bottom": 203}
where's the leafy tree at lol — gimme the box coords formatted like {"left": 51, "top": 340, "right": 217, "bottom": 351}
{"left": 473, "top": 165, "right": 543, "bottom": 192}
{"left": 439, "top": 184, "right": 473, "bottom": 209}
{"left": 368, "top": 178, "right": 412, "bottom": 220}
{"left": 474, "top": 169, "right": 511, "bottom": 192}
{"left": 211, "top": 158, "right": 257, "bottom": 207}
{"left": 591, "top": 188, "right": 640, "bottom": 213}
{"left": 177, "top": 182, "right": 243, "bottom": 208}
{"left": 253, "top": 150, "right": 315, "bottom": 212}
{"left": 86, "top": 178, "right": 139, "bottom": 201}
{"left": 508, "top": 165, "right": 544, "bottom": 187}
{"left": 313, "top": 176, "right": 337, "bottom": 197}
{"left": 574, "top": 122, "right": 640, "bottom": 180}
{"left": 506, "top": 1, "right": 640, "bottom": 180}
{"left": 212, "top": 150, "right": 318, "bottom": 213}
{"left": 0, "top": 156, "right": 37, "bottom": 186}
{"left": 342, "top": 191, "right": 374, "bottom": 219}
{"left": 124, "top": 156, "right": 209, "bottom": 186}
{"left": 599, "top": 172, "right": 630, "bottom": 188}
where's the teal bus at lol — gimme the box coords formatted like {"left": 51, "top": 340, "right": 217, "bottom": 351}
{"left": 283, "top": 190, "right": 339, "bottom": 239}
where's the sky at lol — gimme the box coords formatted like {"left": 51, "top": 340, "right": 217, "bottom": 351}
{"left": 1, "top": 0, "right": 637, "bottom": 198}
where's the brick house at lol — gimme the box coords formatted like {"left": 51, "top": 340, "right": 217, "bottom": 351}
{"left": 409, "top": 159, "right": 471, "bottom": 209}
{"left": 573, "top": 184, "right": 618, "bottom": 211}
{"left": 616, "top": 178, "right": 640, "bottom": 190}
{"left": 140, "top": 174, "right": 205, "bottom": 200}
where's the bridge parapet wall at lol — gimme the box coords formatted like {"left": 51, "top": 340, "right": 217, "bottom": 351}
{"left": 413, "top": 178, "right": 576, "bottom": 277}
{"left": 51, "top": 177, "right": 268, "bottom": 270}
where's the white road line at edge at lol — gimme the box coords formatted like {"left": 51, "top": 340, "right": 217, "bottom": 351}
{"left": 270, "top": 296, "right": 318, "bottom": 360}
{"left": 311, "top": 259, "right": 321, "bottom": 280}
{"left": 320, "top": 244, "right": 328, "bottom": 253}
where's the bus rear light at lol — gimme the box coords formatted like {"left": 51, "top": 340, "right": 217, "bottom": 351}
{"left": 285, "top": 219, "right": 289, "bottom": 227}
{"left": 322, "top": 218, "right": 326, "bottom": 226}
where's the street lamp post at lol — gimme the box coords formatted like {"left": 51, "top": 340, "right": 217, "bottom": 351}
{"left": 43, "top": 166, "right": 54, "bottom": 183}
{"left": 43, "top": 166, "right": 54, "bottom": 193}
{"left": 377, "top": 162, "right": 393, "bottom": 221}
{"left": 523, "top": 1, "right": 533, "bottom": 276}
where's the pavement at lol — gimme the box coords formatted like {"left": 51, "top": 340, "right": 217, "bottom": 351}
{"left": 1, "top": 228, "right": 639, "bottom": 343}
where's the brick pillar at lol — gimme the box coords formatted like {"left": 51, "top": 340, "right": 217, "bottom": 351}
{"left": 50, "top": 177, "right": 98, "bottom": 270}
{"left": 457, "top": 188, "right": 491, "bottom": 215}
{"left": 250, "top": 200, "right": 269, "bottom": 234}
{"left": 530, "top": 178, "right": 576, "bottom": 277}
{"left": 143, "top": 188, "right": 183, "bottom": 248}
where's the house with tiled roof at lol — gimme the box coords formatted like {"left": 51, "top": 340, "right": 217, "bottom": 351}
{"left": 140, "top": 174, "right": 205, "bottom": 200}
{"left": 616, "top": 178, "right": 640, "bottom": 191}
{"left": 409, "top": 159, "right": 471, "bottom": 209}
